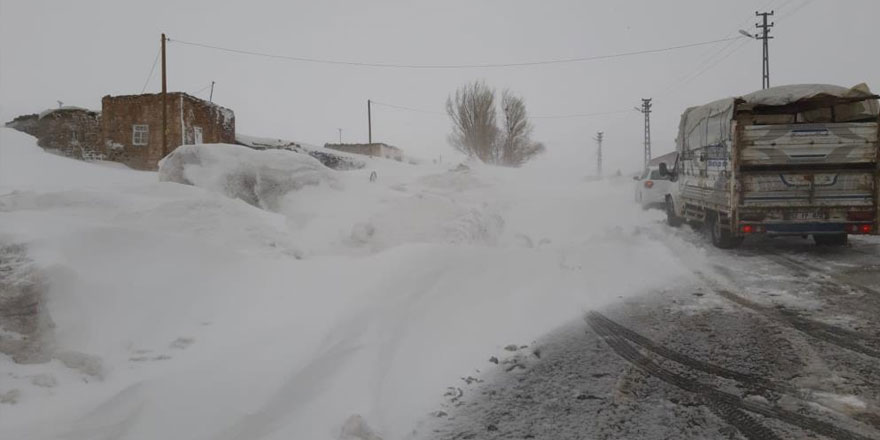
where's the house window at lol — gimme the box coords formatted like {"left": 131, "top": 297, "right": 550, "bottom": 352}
{"left": 132, "top": 124, "right": 149, "bottom": 146}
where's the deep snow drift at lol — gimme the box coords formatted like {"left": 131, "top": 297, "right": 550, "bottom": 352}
{"left": 0, "top": 128, "right": 703, "bottom": 440}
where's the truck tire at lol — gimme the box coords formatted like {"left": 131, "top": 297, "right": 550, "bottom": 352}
{"left": 813, "top": 234, "right": 847, "bottom": 246}
{"left": 666, "top": 197, "right": 684, "bottom": 227}
{"left": 709, "top": 214, "right": 742, "bottom": 249}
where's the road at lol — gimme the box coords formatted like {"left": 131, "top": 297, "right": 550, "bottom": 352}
{"left": 417, "top": 233, "right": 880, "bottom": 440}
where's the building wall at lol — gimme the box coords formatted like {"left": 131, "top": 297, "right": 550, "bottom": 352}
{"left": 36, "top": 109, "right": 102, "bottom": 158}
{"left": 325, "top": 143, "right": 403, "bottom": 161}
{"left": 102, "top": 94, "right": 167, "bottom": 170}
{"left": 102, "top": 93, "right": 235, "bottom": 170}
{"left": 4, "top": 114, "right": 39, "bottom": 137}
{"left": 179, "top": 94, "right": 235, "bottom": 147}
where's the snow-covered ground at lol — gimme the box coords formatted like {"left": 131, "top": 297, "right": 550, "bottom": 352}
{"left": 0, "top": 127, "right": 700, "bottom": 440}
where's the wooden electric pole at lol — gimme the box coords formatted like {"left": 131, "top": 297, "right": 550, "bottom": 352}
{"left": 161, "top": 33, "right": 168, "bottom": 156}
{"left": 367, "top": 99, "right": 372, "bottom": 144}
{"left": 209, "top": 81, "right": 215, "bottom": 102}
{"left": 755, "top": 11, "right": 775, "bottom": 90}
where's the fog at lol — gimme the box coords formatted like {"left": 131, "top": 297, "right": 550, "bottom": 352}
{"left": 2, "top": 0, "right": 877, "bottom": 172}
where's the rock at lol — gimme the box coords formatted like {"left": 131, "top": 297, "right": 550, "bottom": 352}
{"left": 30, "top": 374, "right": 57, "bottom": 388}
{"left": 0, "top": 389, "right": 21, "bottom": 405}
{"left": 504, "top": 344, "right": 519, "bottom": 352}
{"left": 0, "top": 243, "right": 53, "bottom": 364}
{"left": 54, "top": 350, "right": 104, "bottom": 379}
{"left": 169, "top": 337, "right": 194, "bottom": 349}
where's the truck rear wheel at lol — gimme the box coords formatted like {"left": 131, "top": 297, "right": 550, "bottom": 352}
{"left": 709, "top": 214, "right": 742, "bottom": 249}
{"left": 813, "top": 234, "right": 847, "bottom": 246}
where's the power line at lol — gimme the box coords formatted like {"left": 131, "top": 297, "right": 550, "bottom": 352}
{"left": 140, "top": 47, "right": 161, "bottom": 93}
{"left": 372, "top": 100, "right": 632, "bottom": 121}
{"left": 658, "top": 38, "right": 750, "bottom": 98}
{"left": 370, "top": 101, "right": 445, "bottom": 115}
{"left": 532, "top": 110, "right": 632, "bottom": 120}
{"left": 166, "top": 35, "right": 745, "bottom": 70}
{"left": 191, "top": 83, "right": 213, "bottom": 96}
{"left": 654, "top": 0, "right": 792, "bottom": 97}
{"left": 776, "top": 0, "right": 814, "bottom": 23}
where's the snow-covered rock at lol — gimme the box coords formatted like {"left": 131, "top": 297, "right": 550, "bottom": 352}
{"left": 159, "top": 143, "right": 339, "bottom": 211}
{"left": 0, "top": 243, "right": 52, "bottom": 364}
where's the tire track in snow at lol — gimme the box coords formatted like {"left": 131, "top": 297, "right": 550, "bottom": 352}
{"left": 703, "top": 266, "right": 880, "bottom": 360}
{"left": 587, "top": 312, "right": 878, "bottom": 440}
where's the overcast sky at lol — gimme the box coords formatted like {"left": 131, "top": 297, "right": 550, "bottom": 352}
{"left": 1, "top": 0, "right": 877, "bottom": 173}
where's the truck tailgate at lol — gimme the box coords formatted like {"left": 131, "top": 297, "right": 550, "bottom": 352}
{"left": 740, "top": 122, "right": 878, "bottom": 166}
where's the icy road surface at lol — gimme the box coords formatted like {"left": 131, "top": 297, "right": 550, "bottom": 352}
{"left": 422, "top": 234, "right": 880, "bottom": 440}
{"left": 1, "top": 127, "right": 878, "bottom": 440}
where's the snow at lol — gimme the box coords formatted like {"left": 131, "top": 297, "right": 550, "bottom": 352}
{"left": 0, "top": 127, "right": 699, "bottom": 440}
{"left": 37, "top": 106, "right": 93, "bottom": 119}
{"left": 741, "top": 83, "right": 876, "bottom": 108}
{"left": 158, "top": 143, "right": 339, "bottom": 211}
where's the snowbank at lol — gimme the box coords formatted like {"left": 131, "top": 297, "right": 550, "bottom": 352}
{"left": 0, "top": 127, "right": 704, "bottom": 440}
{"left": 159, "top": 143, "right": 339, "bottom": 211}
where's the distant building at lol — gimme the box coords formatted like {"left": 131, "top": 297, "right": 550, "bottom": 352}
{"left": 324, "top": 142, "right": 403, "bottom": 161}
{"left": 102, "top": 93, "right": 235, "bottom": 170}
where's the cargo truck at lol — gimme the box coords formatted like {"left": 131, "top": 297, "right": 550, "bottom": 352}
{"left": 660, "top": 84, "right": 879, "bottom": 248}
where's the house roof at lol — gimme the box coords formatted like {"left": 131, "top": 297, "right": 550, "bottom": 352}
{"left": 38, "top": 106, "right": 97, "bottom": 119}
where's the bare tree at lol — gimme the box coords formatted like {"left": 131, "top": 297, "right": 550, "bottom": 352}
{"left": 499, "top": 90, "right": 545, "bottom": 166}
{"left": 446, "top": 81, "right": 544, "bottom": 166}
{"left": 446, "top": 81, "right": 498, "bottom": 162}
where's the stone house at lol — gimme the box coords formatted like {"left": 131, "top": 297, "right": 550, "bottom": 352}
{"left": 324, "top": 143, "right": 403, "bottom": 161}
{"left": 5, "top": 93, "right": 235, "bottom": 170}
{"left": 102, "top": 92, "right": 235, "bottom": 170}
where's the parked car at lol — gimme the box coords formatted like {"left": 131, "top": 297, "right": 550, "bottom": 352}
{"left": 634, "top": 165, "right": 673, "bottom": 209}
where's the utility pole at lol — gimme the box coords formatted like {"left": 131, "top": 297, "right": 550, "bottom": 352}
{"left": 337, "top": 128, "right": 343, "bottom": 143}
{"left": 367, "top": 99, "right": 372, "bottom": 144}
{"left": 755, "top": 11, "right": 774, "bottom": 90}
{"left": 594, "top": 131, "right": 604, "bottom": 177}
{"left": 161, "top": 33, "right": 168, "bottom": 157}
{"left": 635, "top": 98, "right": 652, "bottom": 169}
{"left": 209, "top": 81, "right": 215, "bottom": 102}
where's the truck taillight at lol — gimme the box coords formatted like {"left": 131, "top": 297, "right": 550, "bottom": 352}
{"left": 741, "top": 224, "right": 765, "bottom": 234}
{"left": 644, "top": 180, "right": 654, "bottom": 189}
{"left": 846, "top": 224, "right": 874, "bottom": 234}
